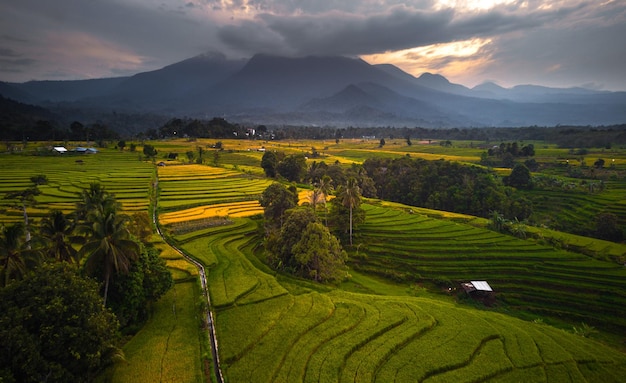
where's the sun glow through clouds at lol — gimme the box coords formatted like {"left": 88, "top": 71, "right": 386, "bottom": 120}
{"left": 361, "top": 38, "right": 493, "bottom": 87}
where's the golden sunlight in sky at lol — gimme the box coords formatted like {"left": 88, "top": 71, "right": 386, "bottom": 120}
{"left": 361, "top": 38, "right": 493, "bottom": 87}
{"left": 435, "top": 0, "right": 518, "bottom": 11}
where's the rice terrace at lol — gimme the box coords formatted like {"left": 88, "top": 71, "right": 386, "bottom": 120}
{"left": 2, "top": 129, "right": 626, "bottom": 383}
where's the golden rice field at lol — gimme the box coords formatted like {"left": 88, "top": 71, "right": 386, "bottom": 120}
{"left": 159, "top": 201, "right": 264, "bottom": 225}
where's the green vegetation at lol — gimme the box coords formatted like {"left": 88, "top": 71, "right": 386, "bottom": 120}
{"left": 2, "top": 134, "right": 626, "bottom": 382}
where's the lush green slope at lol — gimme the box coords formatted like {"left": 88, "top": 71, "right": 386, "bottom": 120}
{"left": 353, "top": 203, "right": 626, "bottom": 333}
{"left": 0, "top": 150, "right": 153, "bottom": 222}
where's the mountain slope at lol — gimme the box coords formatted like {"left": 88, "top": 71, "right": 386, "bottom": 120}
{"left": 3, "top": 52, "right": 625, "bottom": 128}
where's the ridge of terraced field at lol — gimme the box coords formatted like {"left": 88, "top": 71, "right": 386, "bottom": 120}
{"left": 355, "top": 203, "right": 626, "bottom": 332}
{"left": 156, "top": 164, "right": 626, "bottom": 382}
{"left": 0, "top": 151, "right": 153, "bottom": 222}
{"left": 169, "top": 218, "right": 626, "bottom": 382}
{"left": 157, "top": 164, "right": 273, "bottom": 211}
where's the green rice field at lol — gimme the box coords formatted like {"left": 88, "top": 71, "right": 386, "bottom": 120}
{"left": 3, "top": 140, "right": 626, "bottom": 382}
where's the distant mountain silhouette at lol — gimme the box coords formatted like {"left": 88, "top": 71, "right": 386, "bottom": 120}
{"left": 0, "top": 95, "right": 62, "bottom": 140}
{"left": 3, "top": 52, "right": 625, "bottom": 128}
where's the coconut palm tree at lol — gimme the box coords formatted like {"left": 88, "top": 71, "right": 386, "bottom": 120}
{"left": 338, "top": 177, "right": 361, "bottom": 246}
{"left": 0, "top": 223, "right": 41, "bottom": 286}
{"left": 78, "top": 209, "right": 139, "bottom": 306}
{"left": 318, "top": 175, "right": 334, "bottom": 227}
{"left": 76, "top": 182, "right": 119, "bottom": 221}
{"left": 39, "top": 210, "right": 79, "bottom": 264}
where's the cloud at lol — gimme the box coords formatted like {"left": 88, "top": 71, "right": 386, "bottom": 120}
{"left": 0, "top": 0, "right": 227, "bottom": 80}
{"left": 216, "top": 2, "right": 588, "bottom": 57}
{"left": 0, "top": 0, "right": 624, "bottom": 90}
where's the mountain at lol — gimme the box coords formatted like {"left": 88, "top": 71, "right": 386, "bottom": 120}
{"left": 97, "top": 52, "right": 247, "bottom": 112}
{"left": 0, "top": 95, "right": 62, "bottom": 140}
{"left": 185, "top": 54, "right": 434, "bottom": 114}
{"left": 1, "top": 52, "right": 625, "bottom": 128}
{"left": 12, "top": 77, "right": 128, "bottom": 103}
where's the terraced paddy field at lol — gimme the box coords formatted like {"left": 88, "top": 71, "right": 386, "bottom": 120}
{"left": 100, "top": 280, "right": 204, "bottom": 383}
{"left": 172, "top": 215, "right": 626, "bottom": 382}
{"left": 157, "top": 164, "right": 273, "bottom": 212}
{"left": 354, "top": 203, "right": 626, "bottom": 333}
{"left": 0, "top": 151, "right": 153, "bottom": 223}
{"left": 165, "top": 211, "right": 626, "bottom": 382}
{"left": 157, "top": 174, "right": 626, "bottom": 382}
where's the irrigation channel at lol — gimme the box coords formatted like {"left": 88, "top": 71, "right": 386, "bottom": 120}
{"left": 151, "top": 174, "right": 224, "bottom": 383}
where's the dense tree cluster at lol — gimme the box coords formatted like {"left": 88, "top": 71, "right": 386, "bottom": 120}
{"left": 158, "top": 117, "right": 247, "bottom": 139}
{"left": 363, "top": 157, "right": 533, "bottom": 220}
{"left": 0, "top": 263, "right": 120, "bottom": 383}
{"left": 260, "top": 183, "right": 357, "bottom": 283}
{"left": 0, "top": 182, "right": 172, "bottom": 381}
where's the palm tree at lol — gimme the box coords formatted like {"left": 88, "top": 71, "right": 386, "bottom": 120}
{"left": 39, "top": 210, "right": 79, "bottom": 264}
{"left": 338, "top": 177, "right": 361, "bottom": 246}
{"left": 76, "top": 182, "right": 119, "bottom": 221}
{"left": 0, "top": 223, "right": 41, "bottom": 286}
{"left": 78, "top": 209, "right": 140, "bottom": 306}
{"left": 308, "top": 187, "right": 324, "bottom": 212}
{"left": 318, "top": 175, "right": 334, "bottom": 227}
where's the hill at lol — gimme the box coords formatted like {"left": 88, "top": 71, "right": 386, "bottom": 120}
{"left": 2, "top": 53, "right": 625, "bottom": 130}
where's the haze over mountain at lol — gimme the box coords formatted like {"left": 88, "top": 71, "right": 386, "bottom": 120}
{"left": 2, "top": 53, "right": 625, "bottom": 129}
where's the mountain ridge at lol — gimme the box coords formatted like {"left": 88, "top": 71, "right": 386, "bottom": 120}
{"left": 2, "top": 52, "right": 625, "bottom": 128}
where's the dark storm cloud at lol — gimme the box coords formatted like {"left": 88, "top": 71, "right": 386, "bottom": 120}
{"left": 217, "top": 3, "right": 584, "bottom": 57}
{"left": 0, "top": 0, "right": 624, "bottom": 89}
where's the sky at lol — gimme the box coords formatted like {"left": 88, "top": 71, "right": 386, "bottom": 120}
{"left": 1, "top": 0, "right": 625, "bottom": 90}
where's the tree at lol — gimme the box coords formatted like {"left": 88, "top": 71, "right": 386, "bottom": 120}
{"left": 142, "top": 144, "right": 157, "bottom": 160}
{"left": 0, "top": 223, "right": 41, "bottom": 287}
{"left": 38, "top": 210, "right": 79, "bottom": 264}
{"left": 127, "top": 211, "right": 153, "bottom": 243}
{"left": 30, "top": 174, "right": 48, "bottom": 185}
{"left": 277, "top": 154, "right": 307, "bottom": 182}
{"left": 4, "top": 186, "right": 40, "bottom": 244}
{"left": 292, "top": 222, "right": 348, "bottom": 282}
{"left": 106, "top": 246, "right": 173, "bottom": 328}
{"left": 337, "top": 177, "right": 361, "bottom": 246}
{"left": 117, "top": 140, "right": 126, "bottom": 151}
{"left": 505, "top": 163, "right": 532, "bottom": 189}
{"left": 261, "top": 150, "right": 279, "bottom": 177}
{"left": 0, "top": 262, "right": 121, "bottom": 383}
{"left": 379, "top": 138, "right": 386, "bottom": 148}
{"left": 269, "top": 209, "right": 318, "bottom": 272}
{"left": 78, "top": 208, "right": 140, "bottom": 306}
{"left": 76, "top": 182, "right": 119, "bottom": 221}
{"left": 318, "top": 175, "right": 334, "bottom": 226}
{"left": 259, "top": 183, "right": 298, "bottom": 229}
{"left": 308, "top": 187, "right": 324, "bottom": 212}
{"left": 595, "top": 212, "right": 623, "bottom": 242}
{"left": 185, "top": 150, "right": 195, "bottom": 163}
{"left": 594, "top": 158, "right": 605, "bottom": 169}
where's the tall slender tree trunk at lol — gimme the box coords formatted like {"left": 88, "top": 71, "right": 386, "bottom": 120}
{"left": 103, "top": 270, "right": 110, "bottom": 307}
{"left": 22, "top": 203, "right": 31, "bottom": 248}
{"left": 349, "top": 206, "right": 353, "bottom": 246}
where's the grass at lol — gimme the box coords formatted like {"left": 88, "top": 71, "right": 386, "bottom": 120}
{"left": 101, "top": 281, "right": 204, "bottom": 383}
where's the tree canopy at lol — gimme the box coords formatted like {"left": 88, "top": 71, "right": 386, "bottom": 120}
{"left": 0, "top": 263, "right": 121, "bottom": 383}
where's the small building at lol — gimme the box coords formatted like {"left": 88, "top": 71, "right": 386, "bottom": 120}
{"left": 73, "top": 147, "right": 98, "bottom": 154}
{"left": 52, "top": 146, "right": 68, "bottom": 153}
{"left": 461, "top": 281, "right": 495, "bottom": 305}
